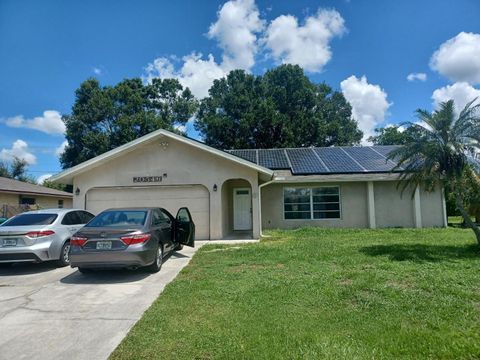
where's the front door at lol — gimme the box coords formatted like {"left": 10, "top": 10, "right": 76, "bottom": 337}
{"left": 233, "top": 188, "right": 252, "bottom": 230}
{"left": 175, "top": 207, "right": 195, "bottom": 247}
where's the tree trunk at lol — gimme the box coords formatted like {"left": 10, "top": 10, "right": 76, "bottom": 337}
{"left": 455, "top": 190, "right": 480, "bottom": 245}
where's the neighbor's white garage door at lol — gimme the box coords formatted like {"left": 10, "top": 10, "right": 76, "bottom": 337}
{"left": 85, "top": 186, "right": 210, "bottom": 239}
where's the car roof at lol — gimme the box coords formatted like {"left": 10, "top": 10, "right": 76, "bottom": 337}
{"left": 19, "top": 208, "right": 88, "bottom": 215}
{"left": 103, "top": 207, "right": 158, "bottom": 211}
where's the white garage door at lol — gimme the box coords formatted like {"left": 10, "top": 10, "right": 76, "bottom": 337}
{"left": 85, "top": 185, "right": 210, "bottom": 239}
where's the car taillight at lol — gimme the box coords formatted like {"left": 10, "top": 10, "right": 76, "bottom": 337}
{"left": 26, "top": 230, "right": 55, "bottom": 238}
{"left": 71, "top": 236, "right": 88, "bottom": 246}
{"left": 120, "top": 233, "right": 151, "bottom": 245}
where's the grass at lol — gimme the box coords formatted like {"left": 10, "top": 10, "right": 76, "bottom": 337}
{"left": 110, "top": 228, "right": 480, "bottom": 359}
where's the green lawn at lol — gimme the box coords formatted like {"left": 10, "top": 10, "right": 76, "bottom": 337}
{"left": 110, "top": 228, "right": 480, "bottom": 359}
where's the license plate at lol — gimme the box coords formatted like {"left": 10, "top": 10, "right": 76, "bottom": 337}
{"left": 96, "top": 241, "right": 112, "bottom": 250}
{"left": 3, "top": 239, "right": 17, "bottom": 247}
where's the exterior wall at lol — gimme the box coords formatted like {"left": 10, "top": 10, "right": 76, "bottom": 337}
{"left": 0, "top": 193, "right": 19, "bottom": 207}
{"left": 0, "top": 192, "right": 72, "bottom": 211}
{"left": 420, "top": 186, "right": 445, "bottom": 227}
{"left": 35, "top": 196, "right": 72, "bottom": 209}
{"left": 72, "top": 136, "right": 260, "bottom": 239}
{"left": 261, "top": 181, "right": 445, "bottom": 230}
{"left": 261, "top": 182, "right": 369, "bottom": 229}
{"left": 374, "top": 182, "right": 415, "bottom": 228}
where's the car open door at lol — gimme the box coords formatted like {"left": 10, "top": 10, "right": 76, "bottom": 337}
{"left": 175, "top": 207, "right": 195, "bottom": 247}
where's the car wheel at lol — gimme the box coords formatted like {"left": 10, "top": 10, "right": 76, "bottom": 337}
{"left": 146, "top": 243, "right": 163, "bottom": 273}
{"left": 174, "top": 243, "right": 184, "bottom": 251}
{"left": 55, "top": 241, "right": 71, "bottom": 267}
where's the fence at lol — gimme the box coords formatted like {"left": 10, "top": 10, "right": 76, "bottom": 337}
{"left": 1, "top": 204, "right": 42, "bottom": 218}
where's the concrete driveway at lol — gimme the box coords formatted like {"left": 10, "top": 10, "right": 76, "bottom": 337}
{"left": 0, "top": 242, "right": 205, "bottom": 360}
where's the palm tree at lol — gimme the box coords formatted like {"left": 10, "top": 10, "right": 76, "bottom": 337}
{"left": 389, "top": 99, "right": 480, "bottom": 245}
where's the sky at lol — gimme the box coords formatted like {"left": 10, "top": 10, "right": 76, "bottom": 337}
{"left": 1, "top": 0, "right": 480, "bottom": 184}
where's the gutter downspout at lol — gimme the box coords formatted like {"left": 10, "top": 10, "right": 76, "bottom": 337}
{"left": 258, "top": 178, "right": 277, "bottom": 238}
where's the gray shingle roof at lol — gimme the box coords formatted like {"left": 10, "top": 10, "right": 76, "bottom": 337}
{"left": 0, "top": 177, "right": 73, "bottom": 197}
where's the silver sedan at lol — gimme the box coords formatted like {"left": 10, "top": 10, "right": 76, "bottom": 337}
{"left": 0, "top": 208, "right": 94, "bottom": 266}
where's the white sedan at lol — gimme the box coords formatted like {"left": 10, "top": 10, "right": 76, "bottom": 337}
{"left": 0, "top": 208, "right": 94, "bottom": 266}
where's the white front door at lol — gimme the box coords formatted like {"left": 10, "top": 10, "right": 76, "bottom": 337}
{"left": 233, "top": 188, "right": 252, "bottom": 230}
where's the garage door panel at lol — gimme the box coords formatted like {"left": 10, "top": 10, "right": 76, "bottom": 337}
{"left": 86, "top": 186, "right": 210, "bottom": 240}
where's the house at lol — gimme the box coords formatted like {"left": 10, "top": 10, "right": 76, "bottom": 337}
{"left": 49, "top": 129, "right": 447, "bottom": 240}
{"left": 0, "top": 177, "right": 73, "bottom": 218}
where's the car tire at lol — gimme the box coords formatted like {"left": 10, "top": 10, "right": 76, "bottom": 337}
{"left": 174, "top": 243, "right": 184, "bottom": 251}
{"left": 146, "top": 243, "right": 163, "bottom": 273}
{"left": 55, "top": 241, "right": 71, "bottom": 267}
{"left": 78, "top": 267, "right": 92, "bottom": 274}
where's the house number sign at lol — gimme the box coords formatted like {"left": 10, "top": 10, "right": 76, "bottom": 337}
{"left": 133, "top": 176, "right": 163, "bottom": 183}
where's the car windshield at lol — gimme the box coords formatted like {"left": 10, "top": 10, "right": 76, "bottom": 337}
{"left": 86, "top": 210, "right": 147, "bottom": 227}
{"left": 2, "top": 213, "right": 58, "bottom": 226}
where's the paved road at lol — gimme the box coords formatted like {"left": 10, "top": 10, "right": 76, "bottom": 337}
{"left": 0, "top": 242, "right": 205, "bottom": 360}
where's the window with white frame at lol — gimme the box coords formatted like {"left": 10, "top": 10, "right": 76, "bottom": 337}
{"left": 284, "top": 187, "right": 341, "bottom": 220}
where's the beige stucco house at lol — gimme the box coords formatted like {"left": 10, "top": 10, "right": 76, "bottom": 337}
{"left": 0, "top": 176, "right": 73, "bottom": 218}
{"left": 49, "top": 129, "right": 447, "bottom": 240}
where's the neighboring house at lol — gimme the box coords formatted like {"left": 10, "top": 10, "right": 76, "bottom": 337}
{"left": 49, "top": 129, "right": 446, "bottom": 240}
{"left": 0, "top": 177, "right": 73, "bottom": 217}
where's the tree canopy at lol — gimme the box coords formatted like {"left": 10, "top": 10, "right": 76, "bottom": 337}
{"left": 368, "top": 125, "right": 418, "bottom": 145}
{"left": 0, "top": 158, "right": 35, "bottom": 183}
{"left": 195, "top": 65, "right": 363, "bottom": 149}
{"left": 389, "top": 99, "right": 480, "bottom": 244}
{"left": 60, "top": 78, "right": 197, "bottom": 168}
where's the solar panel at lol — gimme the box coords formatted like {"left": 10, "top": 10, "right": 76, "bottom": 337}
{"left": 228, "top": 149, "right": 257, "bottom": 164}
{"left": 286, "top": 148, "right": 329, "bottom": 174}
{"left": 343, "top": 147, "right": 395, "bottom": 172}
{"left": 371, "top": 145, "right": 398, "bottom": 159}
{"left": 258, "top": 149, "right": 290, "bottom": 169}
{"left": 314, "top": 147, "right": 365, "bottom": 173}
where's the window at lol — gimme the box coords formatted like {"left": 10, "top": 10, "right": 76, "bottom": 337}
{"left": 152, "top": 209, "right": 171, "bottom": 226}
{"left": 2, "top": 213, "right": 57, "bottom": 226}
{"left": 78, "top": 211, "right": 95, "bottom": 224}
{"left": 20, "top": 197, "right": 36, "bottom": 205}
{"left": 86, "top": 210, "right": 147, "bottom": 227}
{"left": 58, "top": 200, "right": 64, "bottom": 208}
{"left": 284, "top": 187, "right": 341, "bottom": 220}
{"left": 61, "top": 211, "right": 82, "bottom": 225}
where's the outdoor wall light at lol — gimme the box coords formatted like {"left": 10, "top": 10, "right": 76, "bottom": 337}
{"left": 213, "top": 184, "right": 218, "bottom": 192}
{"left": 75, "top": 187, "right": 80, "bottom": 196}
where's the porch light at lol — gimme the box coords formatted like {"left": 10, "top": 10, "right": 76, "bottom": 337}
{"left": 75, "top": 187, "right": 80, "bottom": 196}
{"left": 213, "top": 184, "right": 218, "bottom": 192}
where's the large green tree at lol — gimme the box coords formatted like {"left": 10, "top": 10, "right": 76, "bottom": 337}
{"left": 195, "top": 65, "right": 362, "bottom": 149}
{"left": 0, "top": 157, "right": 35, "bottom": 183}
{"left": 61, "top": 78, "right": 197, "bottom": 168}
{"left": 389, "top": 99, "right": 480, "bottom": 244}
{"left": 368, "top": 125, "right": 418, "bottom": 145}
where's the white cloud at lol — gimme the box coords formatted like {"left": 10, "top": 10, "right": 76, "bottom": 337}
{"left": 208, "top": 0, "right": 264, "bottom": 70}
{"left": 144, "top": 54, "right": 227, "bottom": 99}
{"left": 5, "top": 110, "right": 65, "bottom": 135}
{"left": 144, "top": 0, "right": 263, "bottom": 98}
{"left": 93, "top": 67, "right": 102, "bottom": 75}
{"left": 407, "top": 72, "right": 427, "bottom": 82}
{"left": 263, "top": 9, "right": 346, "bottom": 72}
{"left": 432, "top": 82, "right": 480, "bottom": 112}
{"left": 430, "top": 32, "right": 480, "bottom": 84}
{"left": 37, "top": 174, "right": 52, "bottom": 185}
{"left": 0, "top": 140, "right": 36, "bottom": 165}
{"left": 55, "top": 140, "right": 68, "bottom": 157}
{"left": 340, "top": 75, "right": 391, "bottom": 142}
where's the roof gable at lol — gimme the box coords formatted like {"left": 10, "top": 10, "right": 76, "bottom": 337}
{"left": 50, "top": 129, "right": 273, "bottom": 184}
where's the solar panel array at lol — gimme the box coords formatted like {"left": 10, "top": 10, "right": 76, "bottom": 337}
{"left": 258, "top": 149, "right": 290, "bottom": 169}
{"left": 227, "top": 145, "right": 401, "bottom": 175}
